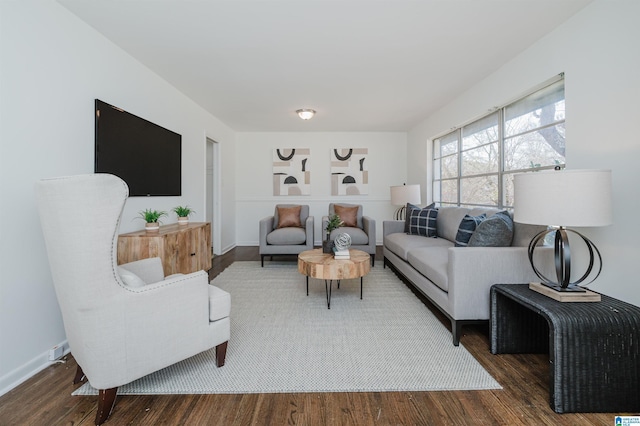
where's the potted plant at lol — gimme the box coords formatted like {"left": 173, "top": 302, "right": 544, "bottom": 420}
{"left": 173, "top": 205, "right": 195, "bottom": 225}
{"left": 138, "top": 209, "right": 167, "bottom": 233}
{"left": 323, "top": 214, "right": 343, "bottom": 253}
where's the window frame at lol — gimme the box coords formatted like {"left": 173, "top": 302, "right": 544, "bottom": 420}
{"left": 432, "top": 75, "right": 565, "bottom": 209}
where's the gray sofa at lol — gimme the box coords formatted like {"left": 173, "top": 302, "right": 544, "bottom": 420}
{"left": 383, "top": 206, "right": 550, "bottom": 345}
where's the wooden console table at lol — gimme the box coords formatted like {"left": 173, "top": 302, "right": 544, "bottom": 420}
{"left": 490, "top": 284, "right": 640, "bottom": 413}
{"left": 117, "top": 222, "right": 211, "bottom": 276}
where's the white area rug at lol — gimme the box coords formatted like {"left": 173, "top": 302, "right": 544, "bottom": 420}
{"left": 74, "top": 261, "right": 500, "bottom": 395}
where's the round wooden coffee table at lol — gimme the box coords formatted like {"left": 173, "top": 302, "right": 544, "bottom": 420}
{"left": 298, "top": 248, "right": 371, "bottom": 309}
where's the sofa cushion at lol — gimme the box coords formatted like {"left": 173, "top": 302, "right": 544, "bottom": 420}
{"left": 408, "top": 206, "right": 438, "bottom": 237}
{"left": 276, "top": 205, "right": 302, "bottom": 228}
{"left": 208, "top": 285, "right": 231, "bottom": 322}
{"left": 468, "top": 210, "right": 514, "bottom": 247}
{"left": 330, "top": 227, "right": 368, "bottom": 245}
{"left": 454, "top": 213, "right": 486, "bottom": 247}
{"left": 436, "top": 207, "right": 472, "bottom": 242}
{"left": 334, "top": 204, "right": 358, "bottom": 228}
{"left": 405, "top": 202, "right": 435, "bottom": 233}
{"left": 266, "top": 227, "right": 307, "bottom": 245}
{"left": 385, "top": 232, "right": 453, "bottom": 261}
{"left": 407, "top": 247, "right": 449, "bottom": 292}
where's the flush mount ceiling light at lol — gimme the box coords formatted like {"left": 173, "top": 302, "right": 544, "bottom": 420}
{"left": 296, "top": 109, "right": 316, "bottom": 120}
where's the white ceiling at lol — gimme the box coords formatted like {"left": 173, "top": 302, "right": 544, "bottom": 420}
{"left": 59, "top": 0, "right": 591, "bottom": 132}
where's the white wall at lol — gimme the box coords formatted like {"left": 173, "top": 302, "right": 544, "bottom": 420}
{"left": 0, "top": 1, "right": 236, "bottom": 394}
{"left": 407, "top": 0, "right": 640, "bottom": 305}
{"left": 235, "top": 132, "right": 408, "bottom": 245}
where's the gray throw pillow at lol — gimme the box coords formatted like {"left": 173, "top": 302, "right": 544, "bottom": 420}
{"left": 454, "top": 213, "right": 486, "bottom": 247}
{"left": 468, "top": 211, "right": 514, "bottom": 247}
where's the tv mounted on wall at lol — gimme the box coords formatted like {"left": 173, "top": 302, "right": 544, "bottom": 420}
{"left": 94, "top": 99, "right": 181, "bottom": 196}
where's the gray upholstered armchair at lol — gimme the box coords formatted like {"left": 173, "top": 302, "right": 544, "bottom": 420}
{"left": 322, "top": 203, "right": 376, "bottom": 266}
{"left": 259, "top": 204, "right": 314, "bottom": 266}
{"left": 35, "top": 174, "right": 230, "bottom": 425}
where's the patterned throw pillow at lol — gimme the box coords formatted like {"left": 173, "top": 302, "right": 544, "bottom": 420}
{"left": 468, "top": 210, "right": 514, "bottom": 247}
{"left": 404, "top": 202, "right": 435, "bottom": 233}
{"left": 408, "top": 206, "right": 438, "bottom": 237}
{"left": 454, "top": 213, "right": 487, "bottom": 247}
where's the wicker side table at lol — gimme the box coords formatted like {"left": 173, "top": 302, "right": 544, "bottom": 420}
{"left": 490, "top": 284, "right": 640, "bottom": 413}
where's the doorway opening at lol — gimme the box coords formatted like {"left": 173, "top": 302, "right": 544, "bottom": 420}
{"left": 206, "top": 138, "right": 222, "bottom": 255}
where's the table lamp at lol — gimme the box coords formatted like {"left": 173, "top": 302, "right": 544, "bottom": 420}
{"left": 513, "top": 168, "right": 612, "bottom": 292}
{"left": 390, "top": 184, "right": 421, "bottom": 220}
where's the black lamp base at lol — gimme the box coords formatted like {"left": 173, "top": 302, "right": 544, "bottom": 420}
{"left": 394, "top": 206, "right": 407, "bottom": 221}
{"left": 528, "top": 226, "right": 603, "bottom": 290}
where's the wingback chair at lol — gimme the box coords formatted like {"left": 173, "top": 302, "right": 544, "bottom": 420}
{"left": 259, "top": 204, "right": 314, "bottom": 266}
{"left": 35, "top": 174, "right": 230, "bottom": 425}
{"left": 322, "top": 203, "right": 376, "bottom": 266}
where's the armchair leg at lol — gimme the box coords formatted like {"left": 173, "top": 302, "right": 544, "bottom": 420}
{"left": 73, "top": 364, "right": 86, "bottom": 384}
{"left": 371, "top": 254, "right": 375, "bottom": 267}
{"left": 215, "top": 341, "right": 228, "bottom": 367}
{"left": 261, "top": 255, "right": 264, "bottom": 267}
{"left": 95, "top": 387, "right": 118, "bottom": 425}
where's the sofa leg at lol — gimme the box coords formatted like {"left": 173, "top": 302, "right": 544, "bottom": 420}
{"left": 95, "top": 387, "right": 118, "bottom": 425}
{"left": 452, "top": 321, "right": 462, "bottom": 346}
{"left": 371, "top": 254, "right": 375, "bottom": 267}
{"left": 261, "top": 255, "right": 264, "bottom": 267}
{"left": 215, "top": 341, "right": 228, "bottom": 367}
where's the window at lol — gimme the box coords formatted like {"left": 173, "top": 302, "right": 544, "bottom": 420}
{"left": 433, "top": 76, "right": 565, "bottom": 209}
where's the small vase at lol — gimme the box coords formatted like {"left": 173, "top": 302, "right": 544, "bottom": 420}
{"left": 322, "top": 236, "right": 333, "bottom": 254}
{"left": 145, "top": 222, "right": 160, "bottom": 233}
{"left": 178, "top": 216, "right": 189, "bottom": 225}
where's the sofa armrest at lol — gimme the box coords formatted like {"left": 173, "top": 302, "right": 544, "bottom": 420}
{"left": 362, "top": 216, "right": 376, "bottom": 247}
{"left": 447, "top": 246, "right": 554, "bottom": 320}
{"left": 383, "top": 220, "right": 405, "bottom": 238}
{"left": 259, "top": 216, "right": 275, "bottom": 248}
{"left": 321, "top": 215, "right": 329, "bottom": 237}
{"left": 304, "top": 215, "right": 314, "bottom": 249}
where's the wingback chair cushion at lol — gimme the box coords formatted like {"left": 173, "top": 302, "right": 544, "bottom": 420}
{"left": 209, "top": 286, "right": 231, "bottom": 321}
{"left": 276, "top": 205, "right": 302, "bottom": 228}
{"left": 117, "top": 267, "right": 147, "bottom": 288}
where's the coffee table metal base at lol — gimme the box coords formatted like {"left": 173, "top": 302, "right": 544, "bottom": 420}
{"left": 306, "top": 276, "right": 364, "bottom": 309}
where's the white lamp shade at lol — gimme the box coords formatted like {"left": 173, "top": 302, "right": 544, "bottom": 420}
{"left": 514, "top": 169, "right": 612, "bottom": 227}
{"left": 390, "top": 184, "right": 421, "bottom": 206}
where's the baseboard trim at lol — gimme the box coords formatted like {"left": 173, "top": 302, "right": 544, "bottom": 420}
{"left": 0, "top": 340, "right": 70, "bottom": 397}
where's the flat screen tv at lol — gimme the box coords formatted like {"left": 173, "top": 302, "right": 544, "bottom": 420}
{"left": 94, "top": 99, "right": 181, "bottom": 196}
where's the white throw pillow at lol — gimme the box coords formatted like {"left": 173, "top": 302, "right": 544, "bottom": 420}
{"left": 117, "top": 267, "right": 147, "bottom": 288}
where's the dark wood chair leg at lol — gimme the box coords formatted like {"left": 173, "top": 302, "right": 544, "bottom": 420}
{"left": 215, "top": 341, "right": 228, "bottom": 367}
{"left": 95, "top": 387, "right": 118, "bottom": 425}
{"left": 73, "top": 364, "right": 86, "bottom": 384}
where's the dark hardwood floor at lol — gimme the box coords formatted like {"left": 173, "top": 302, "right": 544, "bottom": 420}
{"left": 0, "top": 247, "right": 617, "bottom": 425}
